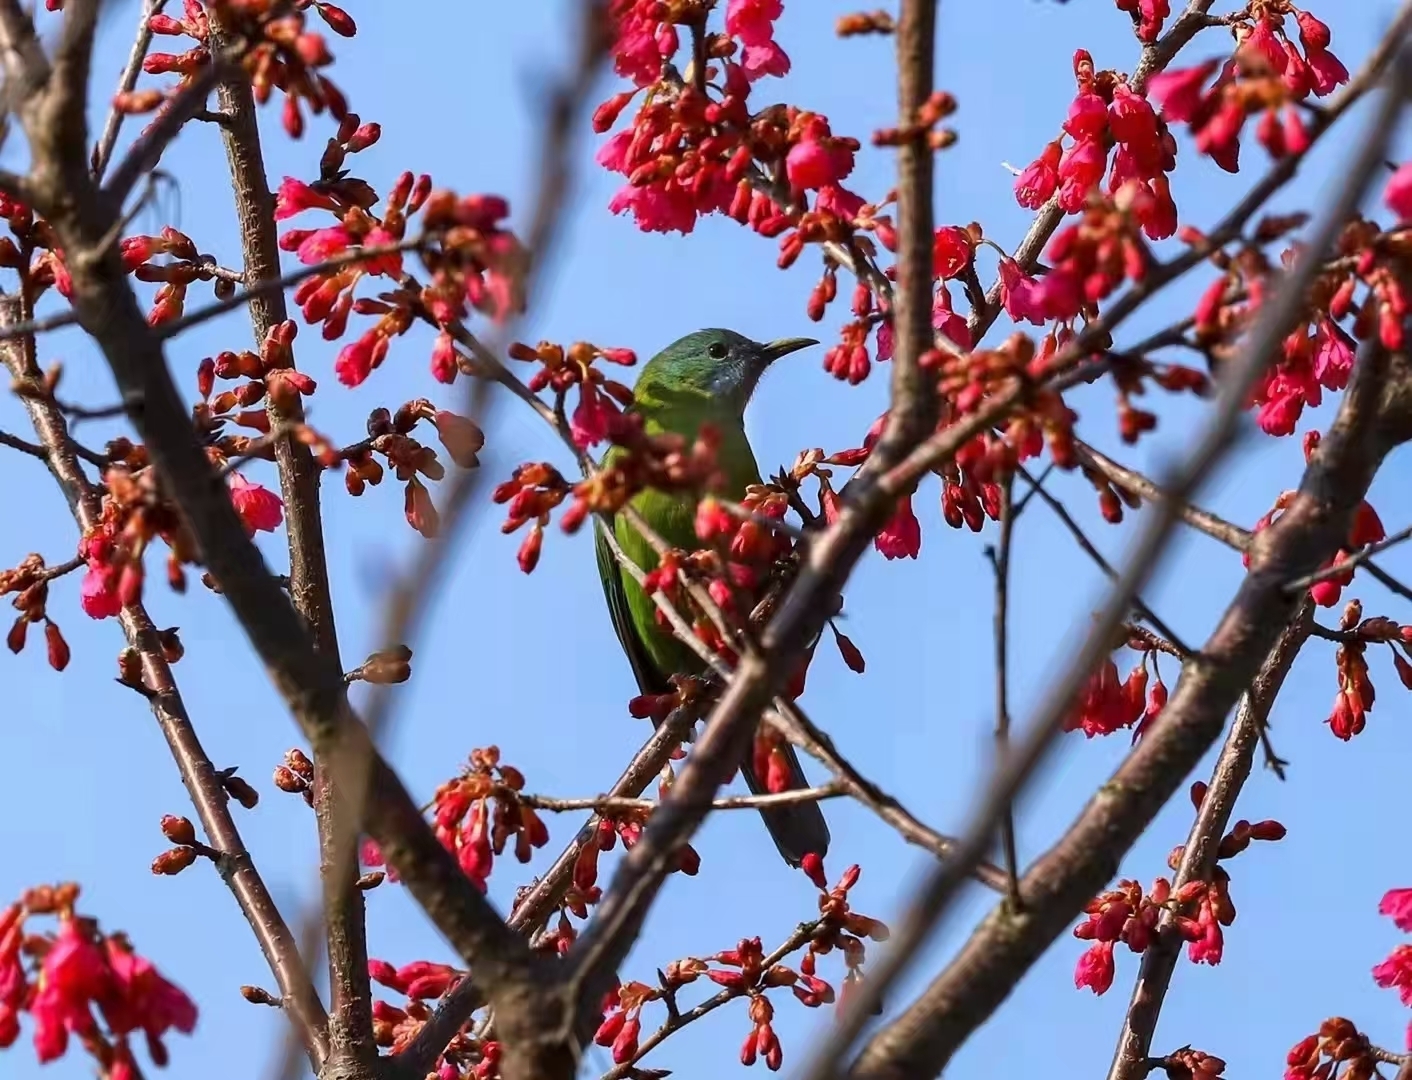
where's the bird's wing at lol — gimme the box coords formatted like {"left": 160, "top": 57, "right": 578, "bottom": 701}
{"left": 595, "top": 515, "right": 672, "bottom": 699}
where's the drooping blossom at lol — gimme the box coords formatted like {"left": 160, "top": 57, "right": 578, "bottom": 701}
{"left": 874, "top": 494, "right": 921, "bottom": 560}
{"left": 1379, "top": 888, "right": 1412, "bottom": 933}
{"left": 228, "top": 475, "right": 284, "bottom": 535}
{"left": 1073, "top": 940, "right": 1115, "bottom": 994}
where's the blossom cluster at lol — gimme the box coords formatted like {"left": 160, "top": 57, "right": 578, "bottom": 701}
{"left": 0, "top": 884, "right": 196, "bottom": 1078}
{"left": 368, "top": 958, "right": 500, "bottom": 1079}
{"left": 1065, "top": 629, "right": 1170, "bottom": 739}
{"left": 1072, "top": 782, "right": 1286, "bottom": 994}
{"left": 1371, "top": 888, "right": 1412, "bottom": 1049}
{"left": 1, "top": 555, "right": 75, "bottom": 672}
{"left": 129, "top": 0, "right": 357, "bottom": 138}
{"left": 1309, "top": 598, "right": 1412, "bottom": 743}
{"left": 357, "top": 746, "right": 550, "bottom": 894}
{"left": 594, "top": 857, "right": 886, "bottom": 1071}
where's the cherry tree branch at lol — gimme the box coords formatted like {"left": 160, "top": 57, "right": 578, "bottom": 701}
{"left": 561, "top": 0, "right": 944, "bottom": 1033}
{"left": 1105, "top": 602, "right": 1314, "bottom": 1080}
{"left": 1078, "top": 441, "right": 1412, "bottom": 604}
{"left": 853, "top": 335, "right": 1411, "bottom": 1074}
{"left": 91, "top": 0, "right": 169, "bottom": 179}
{"left": 0, "top": 13, "right": 560, "bottom": 1080}
{"left": 390, "top": 706, "right": 700, "bottom": 1080}
{"left": 1075, "top": 441, "right": 1255, "bottom": 553}
{"left": 198, "top": 10, "right": 374, "bottom": 1075}
{"left": 0, "top": 294, "right": 331, "bottom": 1068}
{"left": 893, "top": 14, "right": 1412, "bottom": 498}
{"left": 841, "top": 333, "right": 1412, "bottom": 1080}
{"left": 801, "top": 49, "right": 1412, "bottom": 1077}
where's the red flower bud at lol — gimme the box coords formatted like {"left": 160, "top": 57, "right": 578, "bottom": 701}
{"left": 152, "top": 846, "right": 199, "bottom": 875}
{"left": 161, "top": 815, "right": 197, "bottom": 845}
{"left": 45, "top": 620, "right": 70, "bottom": 671}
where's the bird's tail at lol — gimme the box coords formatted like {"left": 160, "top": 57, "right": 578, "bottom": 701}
{"left": 739, "top": 743, "right": 831, "bottom": 869}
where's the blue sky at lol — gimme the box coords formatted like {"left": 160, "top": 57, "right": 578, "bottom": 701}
{"left": 4, "top": 1, "right": 1411, "bottom": 1079}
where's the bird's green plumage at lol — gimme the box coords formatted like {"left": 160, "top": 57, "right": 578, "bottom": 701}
{"left": 593, "top": 329, "right": 831, "bottom": 868}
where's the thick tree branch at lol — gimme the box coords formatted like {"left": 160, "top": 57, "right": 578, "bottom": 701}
{"left": 0, "top": 21, "right": 557, "bottom": 1080}
{"left": 0, "top": 294, "right": 331, "bottom": 1067}
{"left": 800, "top": 51, "right": 1412, "bottom": 1077}
{"left": 844, "top": 337, "right": 1412, "bottom": 1080}
{"left": 1105, "top": 603, "right": 1314, "bottom": 1080}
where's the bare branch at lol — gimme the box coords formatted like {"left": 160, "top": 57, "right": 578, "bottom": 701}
{"left": 92, "top": 0, "right": 170, "bottom": 179}
{"left": 1075, "top": 441, "right": 1254, "bottom": 553}
{"left": 769, "top": 700, "right": 1011, "bottom": 893}
{"left": 517, "top": 783, "right": 846, "bottom": 814}
{"left": 1283, "top": 524, "right": 1412, "bottom": 600}
{"left": 1015, "top": 465, "right": 1192, "bottom": 655}
{"left": 987, "top": 474, "right": 1022, "bottom": 908}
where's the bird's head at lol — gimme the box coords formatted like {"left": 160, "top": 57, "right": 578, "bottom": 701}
{"left": 633, "top": 328, "right": 818, "bottom": 417}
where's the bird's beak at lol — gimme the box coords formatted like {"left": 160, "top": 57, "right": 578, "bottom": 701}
{"left": 760, "top": 337, "right": 819, "bottom": 362}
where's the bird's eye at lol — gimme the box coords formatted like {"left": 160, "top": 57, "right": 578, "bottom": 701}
{"left": 707, "top": 341, "right": 729, "bottom": 360}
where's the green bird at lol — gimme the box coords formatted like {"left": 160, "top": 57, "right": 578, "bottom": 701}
{"left": 594, "top": 328, "right": 831, "bottom": 869}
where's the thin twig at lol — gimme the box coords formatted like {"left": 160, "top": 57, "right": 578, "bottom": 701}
{"left": 91, "top": 0, "right": 169, "bottom": 180}
{"left": 1284, "top": 524, "right": 1412, "bottom": 595}
{"left": 1015, "top": 464, "right": 1193, "bottom": 656}
{"left": 768, "top": 699, "right": 1010, "bottom": 893}
{"left": 986, "top": 473, "right": 1022, "bottom": 909}
{"left": 517, "top": 783, "right": 846, "bottom": 814}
